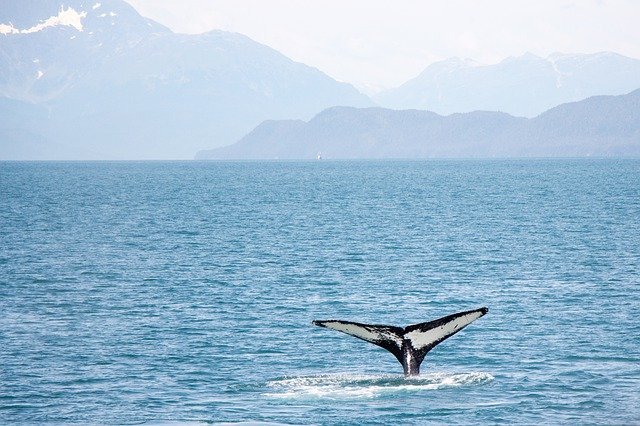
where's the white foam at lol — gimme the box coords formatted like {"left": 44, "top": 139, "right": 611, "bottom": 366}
{"left": 264, "top": 372, "right": 493, "bottom": 399}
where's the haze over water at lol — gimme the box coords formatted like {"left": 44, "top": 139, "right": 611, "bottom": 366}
{"left": 1, "top": 160, "right": 639, "bottom": 424}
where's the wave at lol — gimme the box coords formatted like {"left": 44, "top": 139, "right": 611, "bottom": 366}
{"left": 264, "top": 371, "right": 494, "bottom": 399}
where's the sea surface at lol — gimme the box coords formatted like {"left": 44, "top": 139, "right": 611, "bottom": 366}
{"left": 1, "top": 160, "right": 639, "bottom": 425}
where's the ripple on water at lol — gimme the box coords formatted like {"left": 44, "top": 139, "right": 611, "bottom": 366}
{"left": 1, "top": 160, "right": 639, "bottom": 424}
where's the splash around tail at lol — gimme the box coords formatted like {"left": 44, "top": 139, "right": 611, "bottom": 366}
{"left": 265, "top": 371, "right": 494, "bottom": 399}
{"left": 313, "top": 307, "right": 488, "bottom": 376}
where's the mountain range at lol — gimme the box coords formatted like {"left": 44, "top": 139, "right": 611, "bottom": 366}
{"left": 0, "top": 0, "right": 371, "bottom": 160}
{"left": 1, "top": 1, "right": 639, "bottom": 160}
{"left": 197, "top": 89, "right": 640, "bottom": 159}
{"left": 375, "top": 53, "right": 640, "bottom": 117}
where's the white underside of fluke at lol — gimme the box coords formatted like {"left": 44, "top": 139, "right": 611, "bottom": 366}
{"left": 319, "top": 321, "right": 403, "bottom": 348}
{"left": 404, "top": 310, "right": 485, "bottom": 350}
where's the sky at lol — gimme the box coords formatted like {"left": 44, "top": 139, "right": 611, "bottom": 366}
{"left": 125, "top": 0, "right": 640, "bottom": 93}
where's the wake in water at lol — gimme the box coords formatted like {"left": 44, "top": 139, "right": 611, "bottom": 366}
{"left": 265, "top": 372, "right": 494, "bottom": 399}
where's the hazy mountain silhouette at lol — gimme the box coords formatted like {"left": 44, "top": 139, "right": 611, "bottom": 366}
{"left": 375, "top": 53, "right": 640, "bottom": 118}
{"left": 197, "top": 89, "right": 640, "bottom": 159}
{"left": 0, "top": 0, "right": 371, "bottom": 159}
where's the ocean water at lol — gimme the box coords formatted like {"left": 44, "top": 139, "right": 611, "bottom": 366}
{"left": 1, "top": 160, "right": 639, "bottom": 425}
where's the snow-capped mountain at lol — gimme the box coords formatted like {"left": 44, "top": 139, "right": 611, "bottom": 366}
{"left": 374, "top": 52, "right": 640, "bottom": 117}
{"left": 0, "top": 0, "right": 169, "bottom": 103}
{"left": 0, "top": 0, "right": 371, "bottom": 159}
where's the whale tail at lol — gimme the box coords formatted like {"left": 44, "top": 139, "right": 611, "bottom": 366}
{"left": 312, "top": 307, "right": 488, "bottom": 376}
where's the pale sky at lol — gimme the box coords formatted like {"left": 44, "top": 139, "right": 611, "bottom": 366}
{"left": 125, "top": 0, "right": 640, "bottom": 93}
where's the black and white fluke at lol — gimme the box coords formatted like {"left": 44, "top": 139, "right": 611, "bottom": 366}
{"left": 313, "top": 307, "right": 488, "bottom": 376}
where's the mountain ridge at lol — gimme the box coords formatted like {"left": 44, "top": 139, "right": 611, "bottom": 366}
{"left": 0, "top": 0, "right": 372, "bottom": 160}
{"left": 197, "top": 88, "right": 640, "bottom": 160}
{"left": 2, "top": 2, "right": 639, "bottom": 159}
{"left": 374, "top": 52, "right": 640, "bottom": 118}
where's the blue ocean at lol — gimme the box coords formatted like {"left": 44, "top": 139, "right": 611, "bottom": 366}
{"left": 1, "top": 160, "right": 639, "bottom": 425}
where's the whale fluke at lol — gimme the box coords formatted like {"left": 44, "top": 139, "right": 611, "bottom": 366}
{"left": 313, "top": 307, "right": 488, "bottom": 376}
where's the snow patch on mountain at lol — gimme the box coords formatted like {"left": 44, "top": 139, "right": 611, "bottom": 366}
{"left": 0, "top": 23, "right": 19, "bottom": 34}
{"left": 547, "top": 56, "right": 567, "bottom": 88}
{"left": 0, "top": 7, "right": 87, "bottom": 35}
